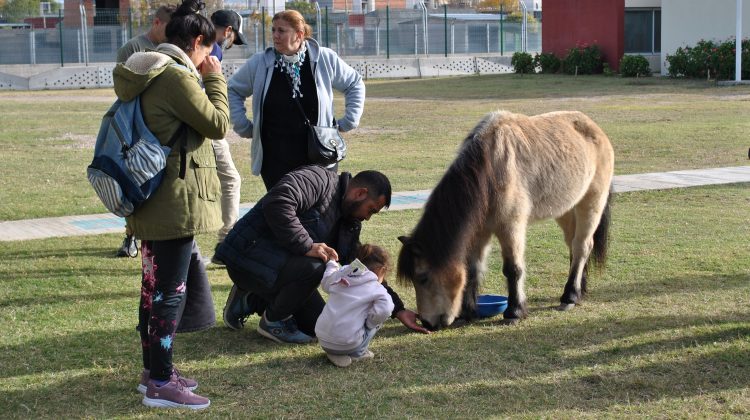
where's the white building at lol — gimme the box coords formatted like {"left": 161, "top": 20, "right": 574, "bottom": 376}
{"left": 625, "top": 0, "right": 749, "bottom": 75}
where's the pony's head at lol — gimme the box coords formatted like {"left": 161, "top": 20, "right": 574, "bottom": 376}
{"left": 397, "top": 235, "right": 466, "bottom": 330}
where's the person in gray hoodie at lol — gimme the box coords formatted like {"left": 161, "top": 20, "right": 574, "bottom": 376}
{"left": 315, "top": 244, "right": 395, "bottom": 368}
{"left": 227, "top": 9, "right": 365, "bottom": 190}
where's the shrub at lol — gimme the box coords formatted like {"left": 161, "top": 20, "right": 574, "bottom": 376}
{"left": 619, "top": 54, "right": 652, "bottom": 77}
{"left": 534, "top": 52, "right": 560, "bottom": 74}
{"left": 562, "top": 44, "right": 604, "bottom": 75}
{"left": 511, "top": 51, "right": 535, "bottom": 74}
{"left": 666, "top": 38, "right": 750, "bottom": 80}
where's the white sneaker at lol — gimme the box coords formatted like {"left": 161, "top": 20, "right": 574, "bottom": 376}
{"left": 326, "top": 353, "right": 352, "bottom": 368}
{"left": 351, "top": 350, "right": 374, "bottom": 362}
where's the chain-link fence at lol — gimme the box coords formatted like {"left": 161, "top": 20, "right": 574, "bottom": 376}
{"left": 0, "top": 6, "right": 541, "bottom": 66}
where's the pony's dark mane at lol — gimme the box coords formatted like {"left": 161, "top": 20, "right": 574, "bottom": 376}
{"left": 411, "top": 119, "right": 493, "bottom": 269}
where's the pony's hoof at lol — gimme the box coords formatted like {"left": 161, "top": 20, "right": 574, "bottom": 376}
{"left": 501, "top": 317, "right": 521, "bottom": 326}
{"left": 557, "top": 303, "right": 576, "bottom": 311}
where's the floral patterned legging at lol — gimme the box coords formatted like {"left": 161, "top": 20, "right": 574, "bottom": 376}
{"left": 139, "top": 237, "right": 205, "bottom": 381}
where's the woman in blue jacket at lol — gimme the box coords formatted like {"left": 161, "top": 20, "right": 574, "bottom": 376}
{"left": 227, "top": 9, "right": 365, "bottom": 190}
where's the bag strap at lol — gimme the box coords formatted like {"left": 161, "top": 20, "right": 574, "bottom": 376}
{"left": 166, "top": 123, "right": 188, "bottom": 179}
{"left": 284, "top": 74, "right": 338, "bottom": 129}
{"left": 283, "top": 74, "right": 313, "bottom": 126}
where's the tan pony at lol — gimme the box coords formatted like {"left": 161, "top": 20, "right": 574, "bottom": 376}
{"left": 397, "top": 110, "right": 614, "bottom": 330}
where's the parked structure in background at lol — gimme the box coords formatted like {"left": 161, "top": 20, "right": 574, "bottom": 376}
{"left": 543, "top": 0, "right": 748, "bottom": 75}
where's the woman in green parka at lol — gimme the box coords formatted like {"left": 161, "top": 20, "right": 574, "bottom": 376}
{"left": 112, "top": 0, "right": 228, "bottom": 410}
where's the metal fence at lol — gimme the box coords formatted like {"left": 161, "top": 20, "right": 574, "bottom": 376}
{"left": 0, "top": 6, "right": 541, "bottom": 66}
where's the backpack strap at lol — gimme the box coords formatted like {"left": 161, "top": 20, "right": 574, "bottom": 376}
{"left": 166, "top": 123, "right": 188, "bottom": 180}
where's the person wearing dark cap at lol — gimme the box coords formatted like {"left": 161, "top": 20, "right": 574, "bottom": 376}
{"left": 209, "top": 10, "right": 248, "bottom": 61}
{"left": 205, "top": 9, "right": 246, "bottom": 266}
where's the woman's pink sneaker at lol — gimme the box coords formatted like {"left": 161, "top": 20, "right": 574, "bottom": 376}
{"left": 142, "top": 377, "right": 209, "bottom": 410}
{"left": 136, "top": 368, "right": 198, "bottom": 394}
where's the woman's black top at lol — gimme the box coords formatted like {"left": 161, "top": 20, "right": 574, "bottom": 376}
{"left": 261, "top": 50, "right": 319, "bottom": 189}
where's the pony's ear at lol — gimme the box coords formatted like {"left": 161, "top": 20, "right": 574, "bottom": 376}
{"left": 398, "top": 236, "right": 423, "bottom": 257}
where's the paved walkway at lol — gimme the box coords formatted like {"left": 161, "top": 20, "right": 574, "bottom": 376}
{"left": 1, "top": 166, "right": 749, "bottom": 242}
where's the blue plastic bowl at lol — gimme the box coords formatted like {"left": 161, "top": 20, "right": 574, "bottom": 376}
{"left": 476, "top": 294, "right": 508, "bottom": 318}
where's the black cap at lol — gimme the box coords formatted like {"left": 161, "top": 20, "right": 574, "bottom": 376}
{"left": 211, "top": 10, "right": 248, "bottom": 46}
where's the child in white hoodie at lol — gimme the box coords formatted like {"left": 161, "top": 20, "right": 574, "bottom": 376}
{"left": 315, "top": 244, "right": 395, "bottom": 368}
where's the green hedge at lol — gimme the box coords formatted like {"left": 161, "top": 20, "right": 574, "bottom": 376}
{"left": 620, "top": 55, "right": 651, "bottom": 77}
{"left": 666, "top": 38, "right": 750, "bottom": 80}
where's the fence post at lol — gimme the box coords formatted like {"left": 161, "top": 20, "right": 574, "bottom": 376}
{"left": 325, "top": 7, "right": 329, "bottom": 47}
{"left": 486, "top": 23, "right": 490, "bottom": 53}
{"left": 386, "top": 6, "right": 390, "bottom": 59}
{"left": 254, "top": 22, "right": 259, "bottom": 53}
{"left": 500, "top": 5, "right": 504, "bottom": 55}
{"left": 261, "top": 7, "right": 266, "bottom": 50}
{"left": 315, "top": 2, "right": 322, "bottom": 41}
{"left": 336, "top": 24, "right": 341, "bottom": 54}
{"left": 443, "top": 5, "right": 447, "bottom": 57}
{"left": 59, "top": 8, "right": 64, "bottom": 67}
{"left": 375, "top": 19, "right": 380, "bottom": 56}
{"left": 79, "top": 1, "right": 89, "bottom": 66}
{"left": 29, "top": 30, "right": 36, "bottom": 65}
{"left": 451, "top": 22, "right": 454, "bottom": 54}
{"left": 414, "top": 24, "right": 418, "bottom": 56}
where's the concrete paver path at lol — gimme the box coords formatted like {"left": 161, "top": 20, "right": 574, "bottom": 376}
{"left": 1, "top": 166, "right": 749, "bottom": 242}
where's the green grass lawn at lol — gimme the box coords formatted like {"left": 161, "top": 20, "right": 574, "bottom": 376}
{"left": 0, "top": 74, "right": 748, "bottom": 417}
{"left": 1, "top": 74, "right": 749, "bottom": 220}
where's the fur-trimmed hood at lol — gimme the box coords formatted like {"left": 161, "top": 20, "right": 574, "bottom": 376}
{"left": 113, "top": 43, "right": 200, "bottom": 102}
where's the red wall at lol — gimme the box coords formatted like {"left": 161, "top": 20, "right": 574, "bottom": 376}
{"left": 23, "top": 17, "right": 63, "bottom": 29}
{"left": 63, "top": 0, "right": 95, "bottom": 28}
{"left": 542, "top": 0, "right": 624, "bottom": 71}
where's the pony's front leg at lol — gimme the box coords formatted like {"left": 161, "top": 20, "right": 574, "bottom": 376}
{"left": 498, "top": 225, "right": 528, "bottom": 324}
{"left": 502, "top": 259, "right": 528, "bottom": 323}
{"left": 459, "top": 241, "right": 491, "bottom": 320}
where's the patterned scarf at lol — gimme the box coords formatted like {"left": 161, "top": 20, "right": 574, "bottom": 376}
{"left": 274, "top": 42, "right": 307, "bottom": 98}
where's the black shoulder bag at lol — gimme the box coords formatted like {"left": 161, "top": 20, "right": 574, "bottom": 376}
{"left": 285, "top": 75, "right": 347, "bottom": 166}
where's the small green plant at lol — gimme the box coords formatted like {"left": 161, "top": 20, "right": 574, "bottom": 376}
{"left": 562, "top": 43, "right": 604, "bottom": 75}
{"left": 602, "top": 62, "right": 614, "bottom": 76}
{"left": 534, "top": 52, "right": 561, "bottom": 74}
{"left": 620, "top": 54, "right": 652, "bottom": 77}
{"left": 511, "top": 51, "right": 536, "bottom": 74}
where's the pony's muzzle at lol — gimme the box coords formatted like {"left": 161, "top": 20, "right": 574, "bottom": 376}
{"left": 419, "top": 314, "right": 454, "bottom": 331}
{"left": 420, "top": 318, "right": 440, "bottom": 331}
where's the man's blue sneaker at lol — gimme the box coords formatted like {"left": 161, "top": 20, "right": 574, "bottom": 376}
{"left": 223, "top": 285, "right": 252, "bottom": 330}
{"left": 257, "top": 313, "right": 316, "bottom": 344}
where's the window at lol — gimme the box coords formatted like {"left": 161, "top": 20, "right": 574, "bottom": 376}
{"left": 625, "top": 9, "right": 661, "bottom": 54}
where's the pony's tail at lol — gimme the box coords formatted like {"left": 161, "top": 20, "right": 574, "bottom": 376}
{"left": 590, "top": 186, "right": 612, "bottom": 271}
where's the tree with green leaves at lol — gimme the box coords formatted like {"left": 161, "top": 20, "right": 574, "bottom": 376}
{"left": 1, "top": 0, "right": 41, "bottom": 22}
{"left": 475, "top": 0, "right": 536, "bottom": 23}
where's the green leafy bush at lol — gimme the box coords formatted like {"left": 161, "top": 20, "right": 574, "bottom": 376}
{"left": 666, "top": 38, "right": 750, "bottom": 80}
{"left": 511, "top": 51, "right": 535, "bottom": 74}
{"left": 534, "top": 52, "right": 560, "bottom": 74}
{"left": 619, "top": 55, "right": 652, "bottom": 77}
{"left": 562, "top": 44, "right": 604, "bottom": 75}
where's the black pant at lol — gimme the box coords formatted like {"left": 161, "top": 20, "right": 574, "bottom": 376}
{"left": 227, "top": 255, "right": 326, "bottom": 336}
{"left": 139, "top": 237, "right": 215, "bottom": 381}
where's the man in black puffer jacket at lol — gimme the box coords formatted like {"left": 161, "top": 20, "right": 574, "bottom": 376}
{"left": 217, "top": 166, "right": 428, "bottom": 344}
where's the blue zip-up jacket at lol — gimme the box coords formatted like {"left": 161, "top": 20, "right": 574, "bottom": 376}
{"left": 227, "top": 38, "right": 365, "bottom": 175}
